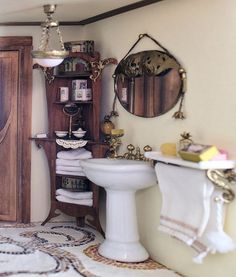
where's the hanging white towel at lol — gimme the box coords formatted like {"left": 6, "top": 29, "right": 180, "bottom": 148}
{"left": 57, "top": 148, "right": 92, "bottom": 160}
{"left": 56, "top": 158, "right": 81, "bottom": 167}
{"left": 56, "top": 195, "right": 93, "bottom": 206}
{"left": 155, "top": 162, "right": 214, "bottom": 245}
{"left": 192, "top": 190, "right": 235, "bottom": 263}
{"left": 56, "top": 189, "right": 93, "bottom": 200}
{"left": 56, "top": 165, "right": 83, "bottom": 172}
{"left": 155, "top": 162, "right": 235, "bottom": 263}
{"left": 56, "top": 170, "right": 86, "bottom": 177}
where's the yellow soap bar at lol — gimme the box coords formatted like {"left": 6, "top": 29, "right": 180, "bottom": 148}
{"left": 160, "top": 143, "right": 177, "bottom": 156}
{"left": 111, "top": 129, "right": 124, "bottom": 136}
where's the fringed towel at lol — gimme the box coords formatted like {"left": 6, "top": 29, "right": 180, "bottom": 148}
{"left": 155, "top": 162, "right": 235, "bottom": 263}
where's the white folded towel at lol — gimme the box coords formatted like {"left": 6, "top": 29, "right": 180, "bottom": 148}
{"left": 57, "top": 148, "right": 92, "bottom": 160}
{"left": 56, "top": 189, "right": 93, "bottom": 200}
{"left": 56, "top": 195, "right": 93, "bottom": 206}
{"left": 56, "top": 170, "right": 86, "bottom": 177}
{"left": 56, "top": 165, "right": 83, "bottom": 172}
{"left": 56, "top": 158, "right": 81, "bottom": 167}
{"left": 155, "top": 163, "right": 214, "bottom": 245}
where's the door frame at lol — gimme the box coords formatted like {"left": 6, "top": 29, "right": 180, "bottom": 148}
{"left": 0, "top": 37, "right": 32, "bottom": 223}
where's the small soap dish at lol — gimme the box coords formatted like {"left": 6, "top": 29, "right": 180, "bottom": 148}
{"left": 55, "top": 131, "right": 68, "bottom": 138}
{"left": 72, "top": 128, "right": 86, "bottom": 138}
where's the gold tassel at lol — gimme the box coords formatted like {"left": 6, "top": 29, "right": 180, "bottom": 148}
{"left": 172, "top": 68, "right": 187, "bottom": 119}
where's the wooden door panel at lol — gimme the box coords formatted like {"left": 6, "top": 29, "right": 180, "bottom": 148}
{"left": 0, "top": 51, "right": 18, "bottom": 221}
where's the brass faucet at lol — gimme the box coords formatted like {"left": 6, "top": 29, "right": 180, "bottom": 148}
{"left": 107, "top": 127, "right": 152, "bottom": 161}
{"left": 122, "top": 144, "right": 152, "bottom": 161}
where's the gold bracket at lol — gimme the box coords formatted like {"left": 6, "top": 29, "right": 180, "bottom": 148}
{"left": 90, "top": 58, "right": 117, "bottom": 81}
{"left": 42, "top": 67, "right": 55, "bottom": 84}
{"left": 206, "top": 169, "right": 235, "bottom": 203}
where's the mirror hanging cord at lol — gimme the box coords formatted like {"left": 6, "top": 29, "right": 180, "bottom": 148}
{"left": 121, "top": 33, "right": 177, "bottom": 62}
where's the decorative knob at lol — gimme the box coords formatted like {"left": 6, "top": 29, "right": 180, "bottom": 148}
{"left": 127, "top": 144, "right": 135, "bottom": 152}
{"left": 143, "top": 145, "right": 152, "bottom": 152}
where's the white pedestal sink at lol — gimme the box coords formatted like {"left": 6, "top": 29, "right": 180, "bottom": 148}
{"left": 80, "top": 158, "right": 156, "bottom": 262}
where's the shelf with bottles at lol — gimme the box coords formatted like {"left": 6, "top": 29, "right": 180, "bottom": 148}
{"left": 53, "top": 53, "right": 97, "bottom": 77}
{"left": 54, "top": 78, "right": 93, "bottom": 103}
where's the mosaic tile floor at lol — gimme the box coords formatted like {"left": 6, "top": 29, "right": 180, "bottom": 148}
{"left": 0, "top": 222, "right": 185, "bottom": 277}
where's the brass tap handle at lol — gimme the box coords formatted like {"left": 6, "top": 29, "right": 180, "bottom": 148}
{"left": 127, "top": 144, "right": 135, "bottom": 152}
{"left": 143, "top": 145, "right": 152, "bottom": 152}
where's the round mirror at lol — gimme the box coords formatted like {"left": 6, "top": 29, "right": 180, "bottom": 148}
{"left": 114, "top": 50, "right": 183, "bottom": 118}
{"left": 63, "top": 102, "right": 79, "bottom": 117}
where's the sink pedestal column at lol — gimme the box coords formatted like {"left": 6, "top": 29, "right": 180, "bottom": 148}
{"left": 99, "top": 189, "right": 149, "bottom": 262}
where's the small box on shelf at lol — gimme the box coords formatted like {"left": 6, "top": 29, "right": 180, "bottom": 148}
{"left": 72, "top": 79, "right": 87, "bottom": 90}
{"left": 35, "top": 133, "right": 48, "bottom": 139}
{"left": 72, "top": 89, "right": 92, "bottom": 101}
{"left": 179, "top": 143, "right": 219, "bottom": 162}
{"left": 61, "top": 176, "right": 89, "bottom": 191}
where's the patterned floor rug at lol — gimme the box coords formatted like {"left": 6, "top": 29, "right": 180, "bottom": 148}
{"left": 0, "top": 222, "right": 185, "bottom": 277}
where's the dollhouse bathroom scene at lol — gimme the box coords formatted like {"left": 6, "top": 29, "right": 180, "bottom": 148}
{"left": 0, "top": 0, "right": 235, "bottom": 277}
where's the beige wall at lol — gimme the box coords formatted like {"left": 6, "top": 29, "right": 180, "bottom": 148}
{"left": 1, "top": 0, "right": 236, "bottom": 276}
{"left": 83, "top": 0, "right": 236, "bottom": 276}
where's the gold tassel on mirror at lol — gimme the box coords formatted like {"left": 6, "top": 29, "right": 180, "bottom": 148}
{"left": 173, "top": 68, "right": 187, "bottom": 119}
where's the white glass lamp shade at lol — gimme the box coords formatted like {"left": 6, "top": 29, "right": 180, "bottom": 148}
{"left": 32, "top": 50, "right": 68, "bottom": 68}
{"left": 33, "top": 57, "right": 64, "bottom": 67}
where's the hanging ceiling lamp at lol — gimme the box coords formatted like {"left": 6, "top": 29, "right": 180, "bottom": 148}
{"left": 32, "top": 4, "right": 69, "bottom": 68}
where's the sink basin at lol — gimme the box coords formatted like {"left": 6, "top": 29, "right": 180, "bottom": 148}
{"left": 81, "top": 158, "right": 155, "bottom": 190}
{"left": 80, "top": 158, "right": 156, "bottom": 262}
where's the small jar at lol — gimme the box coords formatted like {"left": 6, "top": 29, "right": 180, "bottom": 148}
{"left": 101, "top": 117, "right": 115, "bottom": 135}
{"left": 59, "top": 87, "right": 69, "bottom": 102}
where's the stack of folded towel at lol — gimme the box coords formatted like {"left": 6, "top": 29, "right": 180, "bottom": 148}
{"left": 56, "top": 188, "right": 93, "bottom": 206}
{"left": 155, "top": 163, "right": 235, "bottom": 263}
{"left": 56, "top": 148, "right": 92, "bottom": 176}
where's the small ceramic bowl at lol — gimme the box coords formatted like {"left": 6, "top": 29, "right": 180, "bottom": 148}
{"left": 72, "top": 130, "right": 86, "bottom": 138}
{"left": 55, "top": 131, "right": 68, "bottom": 138}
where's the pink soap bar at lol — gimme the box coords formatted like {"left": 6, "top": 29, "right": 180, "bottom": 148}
{"left": 210, "top": 149, "right": 228, "bottom": 161}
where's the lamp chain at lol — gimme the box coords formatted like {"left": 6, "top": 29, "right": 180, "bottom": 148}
{"left": 56, "top": 26, "right": 66, "bottom": 51}
{"left": 38, "top": 25, "right": 49, "bottom": 51}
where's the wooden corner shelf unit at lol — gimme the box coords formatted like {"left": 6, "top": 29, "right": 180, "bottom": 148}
{"left": 32, "top": 51, "right": 117, "bottom": 234}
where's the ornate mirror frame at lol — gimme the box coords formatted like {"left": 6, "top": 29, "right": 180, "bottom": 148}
{"left": 113, "top": 34, "right": 187, "bottom": 119}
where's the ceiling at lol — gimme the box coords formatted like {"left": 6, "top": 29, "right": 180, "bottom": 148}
{"left": 0, "top": 0, "right": 163, "bottom": 25}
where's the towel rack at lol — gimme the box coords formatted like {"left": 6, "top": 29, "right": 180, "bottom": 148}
{"left": 207, "top": 169, "right": 235, "bottom": 203}
{"left": 144, "top": 151, "right": 236, "bottom": 204}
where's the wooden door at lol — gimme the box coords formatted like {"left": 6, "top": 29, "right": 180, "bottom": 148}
{"left": 0, "top": 51, "right": 18, "bottom": 221}
{"left": 0, "top": 37, "right": 32, "bottom": 223}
